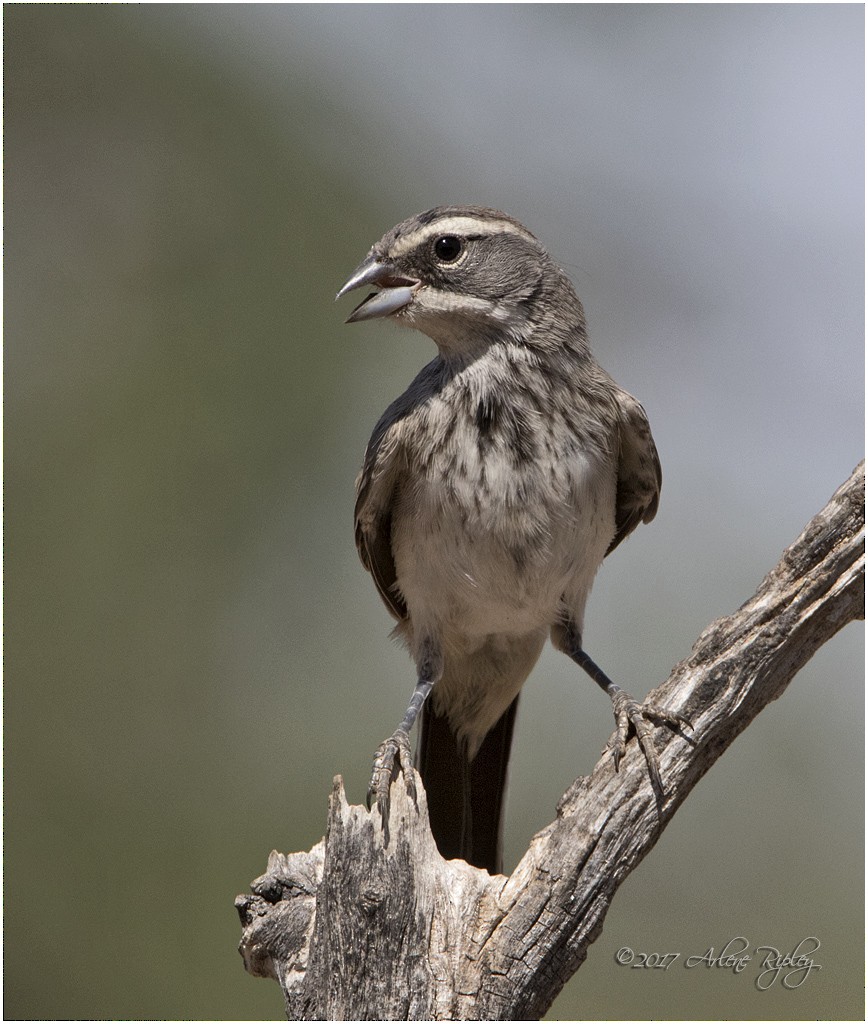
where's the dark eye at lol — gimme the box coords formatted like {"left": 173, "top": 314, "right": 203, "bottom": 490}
{"left": 433, "top": 235, "right": 463, "bottom": 262}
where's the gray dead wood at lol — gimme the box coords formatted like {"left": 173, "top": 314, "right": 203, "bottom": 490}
{"left": 236, "top": 462, "right": 864, "bottom": 1021}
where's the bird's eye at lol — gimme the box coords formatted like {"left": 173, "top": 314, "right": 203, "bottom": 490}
{"left": 434, "top": 235, "right": 463, "bottom": 262}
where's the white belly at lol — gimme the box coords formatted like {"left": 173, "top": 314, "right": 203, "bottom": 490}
{"left": 390, "top": 444, "right": 616, "bottom": 650}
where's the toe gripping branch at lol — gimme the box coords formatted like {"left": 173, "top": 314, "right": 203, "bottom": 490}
{"left": 567, "top": 635, "right": 692, "bottom": 795}
{"left": 367, "top": 678, "right": 433, "bottom": 840}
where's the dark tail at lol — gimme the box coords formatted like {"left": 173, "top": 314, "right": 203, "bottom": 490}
{"left": 416, "top": 697, "right": 519, "bottom": 874}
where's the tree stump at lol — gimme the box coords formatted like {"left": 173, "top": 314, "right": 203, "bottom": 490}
{"left": 236, "top": 462, "right": 864, "bottom": 1020}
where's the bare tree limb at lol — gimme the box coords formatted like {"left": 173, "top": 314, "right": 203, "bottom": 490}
{"left": 236, "top": 462, "right": 864, "bottom": 1020}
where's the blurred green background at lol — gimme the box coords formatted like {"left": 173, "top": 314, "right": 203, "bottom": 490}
{"left": 5, "top": 5, "right": 863, "bottom": 1021}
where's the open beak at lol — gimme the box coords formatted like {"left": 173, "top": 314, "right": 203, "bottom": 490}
{"left": 335, "top": 255, "right": 421, "bottom": 323}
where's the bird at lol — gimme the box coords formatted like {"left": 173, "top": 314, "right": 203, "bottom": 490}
{"left": 337, "top": 206, "right": 688, "bottom": 875}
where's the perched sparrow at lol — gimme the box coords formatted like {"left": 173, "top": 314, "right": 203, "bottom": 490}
{"left": 337, "top": 206, "right": 688, "bottom": 874}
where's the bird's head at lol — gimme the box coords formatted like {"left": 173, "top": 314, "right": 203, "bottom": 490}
{"left": 336, "top": 206, "right": 585, "bottom": 357}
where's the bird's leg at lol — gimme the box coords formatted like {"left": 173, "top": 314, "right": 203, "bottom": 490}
{"left": 558, "top": 622, "right": 691, "bottom": 794}
{"left": 368, "top": 640, "right": 441, "bottom": 834}
{"left": 368, "top": 678, "right": 432, "bottom": 811}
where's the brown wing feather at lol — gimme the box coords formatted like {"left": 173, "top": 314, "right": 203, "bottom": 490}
{"left": 354, "top": 507, "right": 406, "bottom": 621}
{"left": 607, "top": 391, "right": 662, "bottom": 556}
{"left": 354, "top": 413, "right": 408, "bottom": 622}
{"left": 354, "top": 360, "right": 450, "bottom": 622}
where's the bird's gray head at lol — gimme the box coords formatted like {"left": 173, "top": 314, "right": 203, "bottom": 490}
{"left": 336, "top": 206, "right": 586, "bottom": 357}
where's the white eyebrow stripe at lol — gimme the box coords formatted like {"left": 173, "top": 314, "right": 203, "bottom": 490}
{"left": 389, "top": 216, "right": 536, "bottom": 257}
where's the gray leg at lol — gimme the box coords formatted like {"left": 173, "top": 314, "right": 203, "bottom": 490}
{"left": 368, "top": 641, "right": 442, "bottom": 833}
{"left": 368, "top": 678, "right": 433, "bottom": 811}
{"left": 559, "top": 622, "right": 691, "bottom": 793}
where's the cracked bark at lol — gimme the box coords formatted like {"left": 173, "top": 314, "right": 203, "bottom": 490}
{"left": 236, "top": 462, "right": 864, "bottom": 1021}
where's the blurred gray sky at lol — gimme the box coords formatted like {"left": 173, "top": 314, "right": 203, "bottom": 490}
{"left": 177, "top": 2, "right": 864, "bottom": 595}
{"left": 6, "top": 5, "right": 863, "bottom": 1021}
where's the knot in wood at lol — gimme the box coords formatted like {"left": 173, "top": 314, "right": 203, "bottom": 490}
{"left": 358, "top": 883, "right": 387, "bottom": 915}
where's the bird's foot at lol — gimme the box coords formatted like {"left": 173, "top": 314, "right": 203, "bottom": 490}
{"left": 604, "top": 684, "right": 692, "bottom": 793}
{"left": 367, "top": 728, "right": 416, "bottom": 837}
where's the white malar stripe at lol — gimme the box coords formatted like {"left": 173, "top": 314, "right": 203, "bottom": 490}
{"left": 389, "top": 216, "right": 537, "bottom": 258}
{"left": 407, "top": 285, "right": 508, "bottom": 322}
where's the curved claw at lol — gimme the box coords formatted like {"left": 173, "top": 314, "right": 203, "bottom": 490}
{"left": 367, "top": 729, "right": 416, "bottom": 840}
{"left": 604, "top": 686, "right": 691, "bottom": 794}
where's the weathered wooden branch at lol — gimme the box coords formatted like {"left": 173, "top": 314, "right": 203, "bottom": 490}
{"left": 236, "top": 462, "right": 864, "bottom": 1021}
